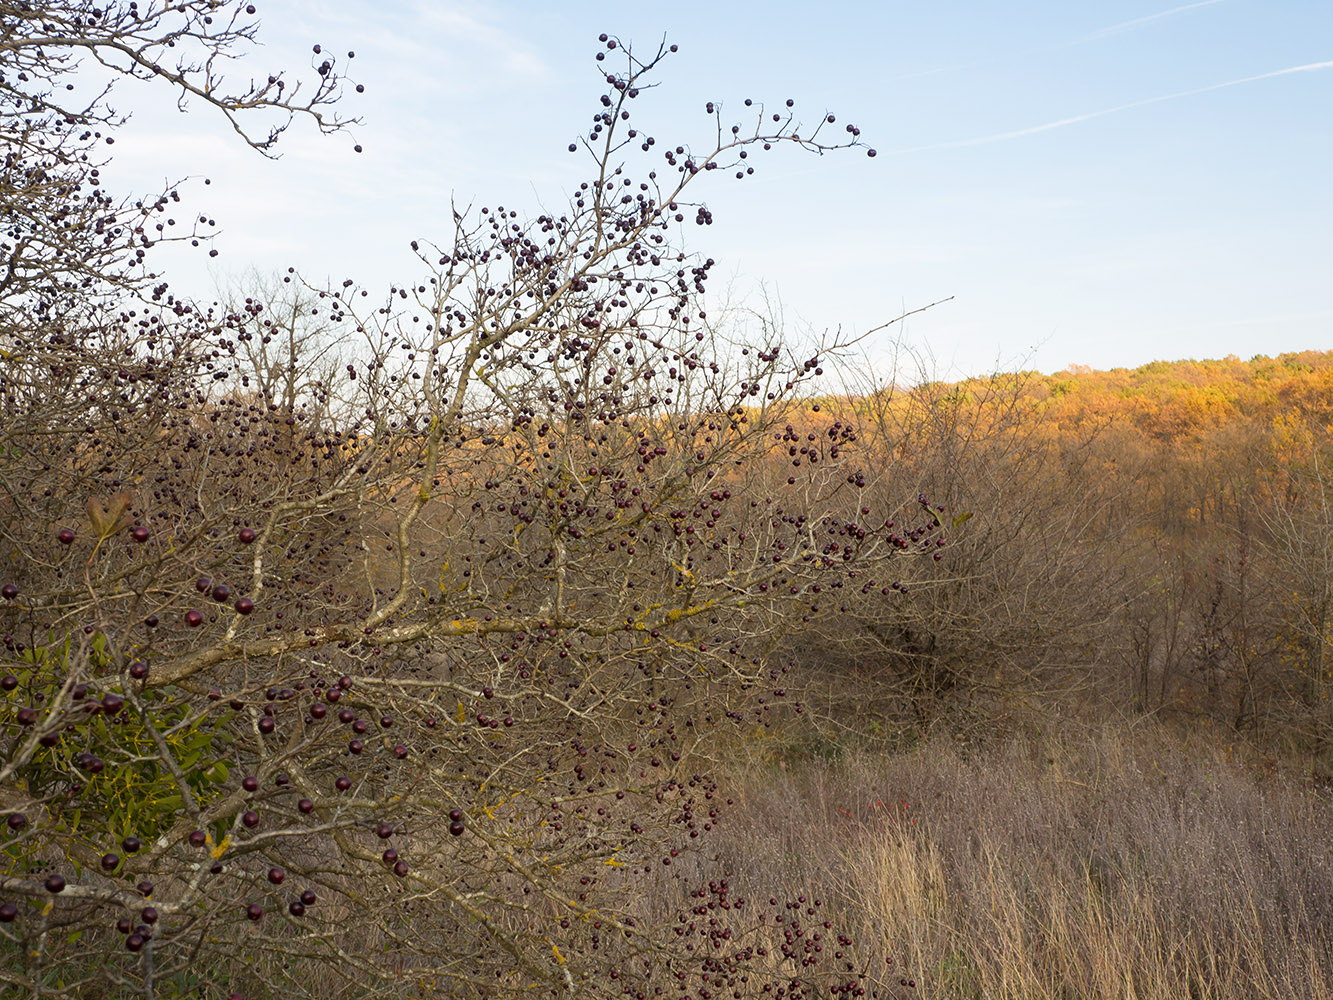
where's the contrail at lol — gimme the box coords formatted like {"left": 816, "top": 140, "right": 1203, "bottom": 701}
{"left": 1068, "top": 0, "right": 1226, "bottom": 45}
{"left": 886, "top": 0, "right": 1225, "bottom": 83}
{"left": 897, "top": 60, "right": 1333, "bottom": 154}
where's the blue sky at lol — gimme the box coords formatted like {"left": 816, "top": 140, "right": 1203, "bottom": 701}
{"left": 102, "top": 1, "right": 1332, "bottom": 380}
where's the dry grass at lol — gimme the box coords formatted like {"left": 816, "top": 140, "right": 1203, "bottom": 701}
{"left": 711, "top": 718, "right": 1333, "bottom": 999}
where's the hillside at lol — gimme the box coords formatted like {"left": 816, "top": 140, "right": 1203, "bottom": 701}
{"left": 777, "top": 350, "right": 1333, "bottom": 759}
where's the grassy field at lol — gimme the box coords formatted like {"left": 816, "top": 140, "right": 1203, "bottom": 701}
{"left": 682, "top": 717, "right": 1333, "bottom": 999}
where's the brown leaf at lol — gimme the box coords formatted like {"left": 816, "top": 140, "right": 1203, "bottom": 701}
{"left": 86, "top": 492, "right": 134, "bottom": 539}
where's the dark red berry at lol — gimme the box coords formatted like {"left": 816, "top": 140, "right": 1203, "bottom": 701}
{"left": 131, "top": 526, "right": 150, "bottom": 543}
{"left": 44, "top": 874, "right": 66, "bottom": 893}
{"left": 238, "top": 527, "right": 256, "bottom": 544}
{"left": 184, "top": 609, "right": 203, "bottom": 627}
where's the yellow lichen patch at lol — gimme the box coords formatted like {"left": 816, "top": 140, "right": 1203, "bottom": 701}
{"left": 664, "top": 599, "right": 714, "bottom": 624}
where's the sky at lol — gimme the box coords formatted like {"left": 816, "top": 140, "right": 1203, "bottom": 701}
{"left": 96, "top": 0, "right": 1332, "bottom": 381}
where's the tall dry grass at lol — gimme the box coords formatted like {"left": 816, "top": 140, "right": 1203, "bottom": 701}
{"left": 707, "top": 719, "right": 1333, "bottom": 999}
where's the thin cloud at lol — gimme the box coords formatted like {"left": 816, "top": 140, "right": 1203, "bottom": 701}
{"left": 1171, "top": 308, "right": 1333, "bottom": 334}
{"left": 411, "top": 2, "right": 548, "bottom": 78}
{"left": 897, "top": 61, "right": 1333, "bottom": 154}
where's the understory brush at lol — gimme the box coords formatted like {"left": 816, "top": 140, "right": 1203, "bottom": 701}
{"left": 714, "top": 717, "right": 1333, "bottom": 999}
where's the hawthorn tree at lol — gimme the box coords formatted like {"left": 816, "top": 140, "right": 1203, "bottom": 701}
{"left": 1, "top": 9, "right": 936, "bottom": 998}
